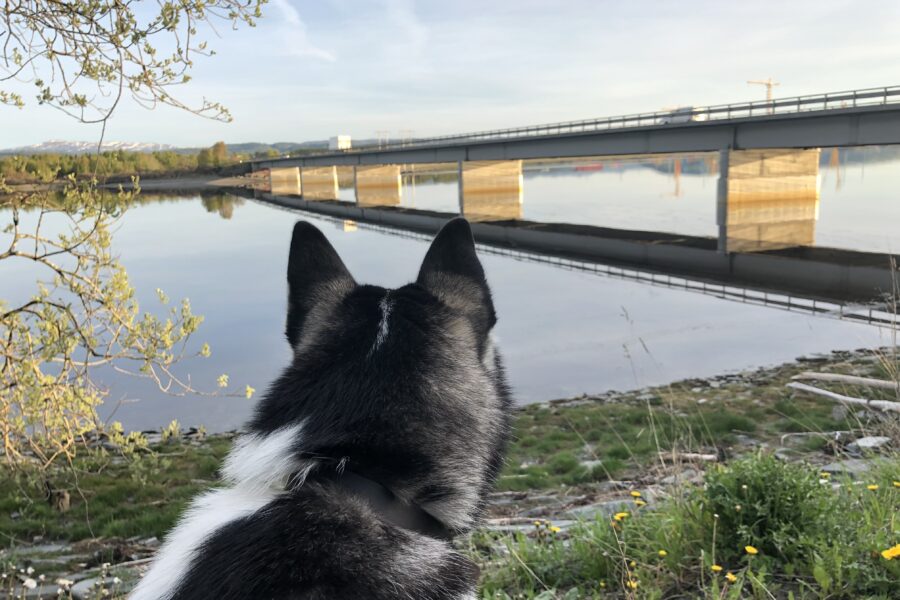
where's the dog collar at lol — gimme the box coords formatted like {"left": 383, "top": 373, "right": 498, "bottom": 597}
{"left": 319, "top": 469, "right": 454, "bottom": 541}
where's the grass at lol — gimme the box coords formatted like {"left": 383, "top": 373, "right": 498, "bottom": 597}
{"left": 0, "top": 436, "right": 232, "bottom": 543}
{"left": 1, "top": 349, "right": 897, "bottom": 598}
{"left": 473, "top": 454, "right": 900, "bottom": 599}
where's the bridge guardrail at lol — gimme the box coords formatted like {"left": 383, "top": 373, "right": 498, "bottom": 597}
{"left": 342, "top": 85, "right": 900, "bottom": 153}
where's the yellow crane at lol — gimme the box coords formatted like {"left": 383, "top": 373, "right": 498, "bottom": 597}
{"left": 748, "top": 78, "right": 780, "bottom": 102}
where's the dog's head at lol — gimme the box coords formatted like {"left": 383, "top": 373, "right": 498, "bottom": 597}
{"left": 246, "top": 218, "right": 511, "bottom": 531}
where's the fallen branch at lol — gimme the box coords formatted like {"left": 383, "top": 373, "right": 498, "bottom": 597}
{"left": 786, "top": 382, "right": 900, "bottom": 413}
{"left": 792, "top": 371, "right": 899, "bottom": 391}
{"left": 657, "top": 451, "right": 718, "bottom": 463}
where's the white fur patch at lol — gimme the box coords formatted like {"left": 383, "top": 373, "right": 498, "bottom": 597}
{"left": 371, "top": 294, "right": 393, "bottom": 353}
{"left": 131, "top": 423, "right": 306, "bottom": 600}
{"left": 222, "top": 423, "right": 307, "bottom": 491}
{"left": 129, "top": 486, "right": 278, "bottom": 600}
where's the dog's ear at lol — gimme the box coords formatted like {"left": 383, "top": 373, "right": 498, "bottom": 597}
{"left": 285, "top": 221, "right": 355, "bottom": 348}
{"left": 417, "top": 218, "right": 496, "bottom": 349}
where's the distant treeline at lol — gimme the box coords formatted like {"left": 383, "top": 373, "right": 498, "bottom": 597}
{"left": 0, "top": 142, "right": 292, "bottom": 184}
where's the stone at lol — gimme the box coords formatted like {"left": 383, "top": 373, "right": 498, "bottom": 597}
{"left": 660, "top": 468, "right": 702, "bottom": 485}
{"left": 560, "top": 498, "right": 635, "bottom": 521}
{"left": 820, "top": 459, "right": 872, "bottom": 477}
{"left": 847, "top": 436, "right": 891, "bottom": 454}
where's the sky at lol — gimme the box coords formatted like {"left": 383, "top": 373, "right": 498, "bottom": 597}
{"left": 2, "top": 0, "right": 900, "bottom": 148}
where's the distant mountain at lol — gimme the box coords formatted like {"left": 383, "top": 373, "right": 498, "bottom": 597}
{"left": 0, "top": 138, "right": 392, "bottom": 156}
{"left": 0, "top": 140, "right": 179, "bottom": 155}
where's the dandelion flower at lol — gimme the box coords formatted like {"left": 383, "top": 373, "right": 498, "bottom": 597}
{"left": 630, "top": 490, "right": 642, "bottom": 498}
{"left": 881, "top": 544, "right": 900, "bottom": 560}
{"left": 893, "top": 481, "right": 900, "bottom": 488}
{"left": 725, "top": 572, "right": 737, "bottom": 583}
{"left": 217, "top": 374, "right": 229, "bottom": 388}
{"left": 745, "top": 545, "right": 759, "bottom": 555}
{"left": 866, "top": 484, "right": 879, "bottom": 491}
{"left": 819, "top": 472, "right": 830, "bottom": 479}
{"left": 614, "top": 511, "right": 630, "bottom": 521}
{"left": 711, "top": 564, "right": 723, "bottom": 573}
{"left": 23, "top": 578, "right": 37, "bottom": 589}
{"left": 635, "top": 499, "right": 647, "bottom": 507}
{"left": 629, "top": 560, "right": 636, "bottom": 568}
{"left": 550, "top": 526, "right": 561, "bottom": 533}
{"left": 533, "top": 520, "right": 542, "bottom": 527}
{"left": 658, "top": 550, "right": 668, "bottom": 558}
{"left": 599, "top": 581, "right": 606, "bottom": 588}
{"left": 245, "top": 385, "right": 256, "bottom": 399}
{"left": 626, "top": 579, "right": 639, "bottom": 589}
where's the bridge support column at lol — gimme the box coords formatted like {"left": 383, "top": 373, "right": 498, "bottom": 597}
{"left": 355, "top": 165, "right": 402, "bottom": 207}
{"left": 717, "top": 148, "right": 820, "bottom": 253}
{"left": 269, "top": 167, "right": 301, "bottom": 196}
{"left": 458, "top": 160, "right": 523, "bottom": 221}
{"left": 300, "top": 166, "right": 339, "bottom": 200}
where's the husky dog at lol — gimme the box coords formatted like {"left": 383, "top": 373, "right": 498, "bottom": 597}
{"left": 130, "top": 218, "right": 512, "bottom": 600}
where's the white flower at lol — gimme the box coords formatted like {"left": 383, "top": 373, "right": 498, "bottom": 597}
{"left": 56, "top": 578, "right": 74, "bottom": 587}
{"left": 23, "top": 577, "right": 37, "bottom": 589}
{"left": 113, "top": 577, "right": 122, "bottom": 584}
{"left": 26, "top": 566, "right": 35, "bottom": 575}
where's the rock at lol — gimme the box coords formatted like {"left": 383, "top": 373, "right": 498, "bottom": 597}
{"left": 847, "top": 436, "right": 892, "bottom": 454}
{"left": 820, "top": 459, "right": 872, "bottom": 477}
{"left": 560, "top": 498, "right": 635, "bottom": 521}
{"left": 831, "top": 404, "right": 849, "bottom": 421}
{"left": 660, "top": 468, "right": 702, "bottom": 485}
{"left": 774, "top": 448, "right": 799, "bottom": 462}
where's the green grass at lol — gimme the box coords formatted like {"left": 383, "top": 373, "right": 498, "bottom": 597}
{"left": 0, "top": 437, "right": 232, "bottom": 542}
{"left": 473, "top": 454, "right": 900, "bottom": 599}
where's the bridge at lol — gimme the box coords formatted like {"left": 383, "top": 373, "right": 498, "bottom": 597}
{"left": 253, "top": 85, "right": 900, "bottom": 169}
{"left": 246, "top": 86, "right": 900, "bottom": 296}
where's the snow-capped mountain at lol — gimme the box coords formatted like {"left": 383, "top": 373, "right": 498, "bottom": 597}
{"left": 0, "top": 140, "right": 177, "bottom": 155}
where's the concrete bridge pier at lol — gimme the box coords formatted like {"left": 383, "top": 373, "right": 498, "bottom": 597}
{"left": 269, "top": 166, "right": 301, "bottom": 196}
{"left": 355, "top": 165, "right": 402, "bottom": 207}
{"left": 458, "top": 160, "right": 523, "bottom": 221}
{"left": 717, "top": 148, "right": 821, "bottom": 253}
{"left": 301, "top": 166, "right": 339, "bottom": 200}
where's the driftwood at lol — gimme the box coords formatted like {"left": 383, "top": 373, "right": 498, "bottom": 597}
{"left": 657, "top": 451, "right": 718, "bottom": 462}
{"left": 786, "top": 382, "right": 900, "bottom": 413}
{"left": 792, "top": 371, "right": 899, "bottom": 391}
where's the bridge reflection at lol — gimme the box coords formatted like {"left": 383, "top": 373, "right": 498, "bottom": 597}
{"left": 248, "top": 195, "right": 897, "bottom": 328}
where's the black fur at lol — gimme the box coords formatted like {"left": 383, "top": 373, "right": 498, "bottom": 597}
{"left": 155, "top": 218, "right": 512, "bottom": 600}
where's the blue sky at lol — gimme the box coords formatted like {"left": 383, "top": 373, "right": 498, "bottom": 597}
{"left": 3, "top": 0, "right": 900, "bottom": 147}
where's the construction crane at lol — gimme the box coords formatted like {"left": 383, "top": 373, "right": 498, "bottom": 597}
{"left": 748, "top": 78, "right": 780, "bottom": 102}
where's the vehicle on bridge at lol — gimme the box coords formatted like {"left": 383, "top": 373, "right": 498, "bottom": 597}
{"left": 657, "top": 106, "right": 708, "bottom": 124}
{"left": 329, "top": 135, "right": 352, "bottom": 151}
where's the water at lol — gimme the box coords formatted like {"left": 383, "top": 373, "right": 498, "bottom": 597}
{"left": 2, "top": 149, "right": 898, "bottom": 432}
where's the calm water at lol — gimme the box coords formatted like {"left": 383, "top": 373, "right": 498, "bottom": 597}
{"left": 2, "top": 149, "right": 899, "bottom": 432}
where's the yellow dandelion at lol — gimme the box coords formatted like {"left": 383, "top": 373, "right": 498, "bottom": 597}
{"left": 658, "top": 550, "right": 668, "bottom": 558}
{"left": 630, "top": 490, "right": 642, "bottom": 498}
{"left": 533, "top": 520, "right": 542, "bottom": 527}
{"left": 893, "top": 481, "right": 900, "bottom": 488}
{"left": 614, "top": 511, "right": 630, "bottom": 522}
{"left": 711, "top": 564, "right": 723, "bottom": 573}
{"left": 629, "top": 560, "right": 636, "bottom": 568}
{"left": 599, "top": 581, "right": 606, "bottom": 588}
{"left": 725, "top": 572, "right": 737, "bottom": 583}
{"left": 550, "top": 526, "right": 561, "bottom": 533}
{"left": 635, "top": 499, "right": 647, "bottom": 507}
{"left": 867, "top": 484, "right": 879, "bottom": 491}
{"left": 819, "top": 472, "right": 830, "bottom": 479}
{"left": 745, "top": 545, "right": 759, "bottom": 555}
{"left": 626, "top": 579, "right": 639, "bottom": 590}
{"left": 881, "top": 544, "right": 900, "bottom": 560}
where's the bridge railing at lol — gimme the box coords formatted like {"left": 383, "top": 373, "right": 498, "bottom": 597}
{"left": 353, "top": 85, "right": 900, "bottom": 152}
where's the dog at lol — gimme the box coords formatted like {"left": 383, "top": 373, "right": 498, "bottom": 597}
{"left": 130, "top": 217, "right": 512, "bottom": 599}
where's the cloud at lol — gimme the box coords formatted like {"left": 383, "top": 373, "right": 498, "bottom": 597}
{"left": 271, "top": 0, "right": 336, "bottom": 62}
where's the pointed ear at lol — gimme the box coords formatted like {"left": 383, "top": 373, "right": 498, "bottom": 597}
{"left": 285, "top": 221, "right": 355, "bottom": 348}
{"left": 417, "top": 218, "right": 496, "bottom": 348}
